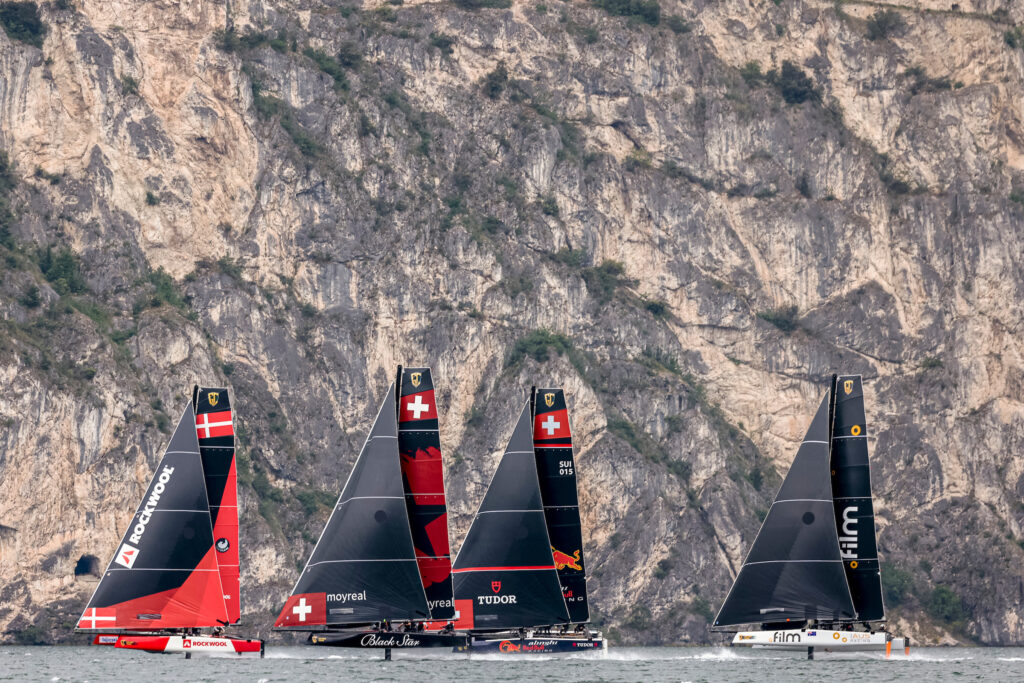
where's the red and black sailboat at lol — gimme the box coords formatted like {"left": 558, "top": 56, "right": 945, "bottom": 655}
{"left": 274, "top": 375, "right": 464, "bottom": 649}
{"left": 75, "top": 387, "right": 262, "bottom": 656}
{"left": 452, "top": 389, "right": 605, "bottom": 654}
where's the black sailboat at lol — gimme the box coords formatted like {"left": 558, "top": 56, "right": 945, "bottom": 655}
{"left": 274, "top": 381, "right": 463, "bottom": 649}
{"left": 713, "top": 377, "right": 903, "bottom": 656}
{"left": 452, "top": 393, "right": 605, "bottom": 654}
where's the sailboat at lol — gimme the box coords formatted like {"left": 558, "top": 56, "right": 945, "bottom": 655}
{"left": 452, "top": 387, "right": 605, "bottom": 654}
{"left": 274, "top": 369, "right": 464, "bottom": 649}
{"left": 75, "top": 386, "right": 263, "bottom": 657}
{"left": 712, "top": 375, "right": 908, "bottom": 657}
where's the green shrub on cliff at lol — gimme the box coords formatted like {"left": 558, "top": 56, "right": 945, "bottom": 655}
{"left": 0, "top": 2, "right": 46, "bottom": 48}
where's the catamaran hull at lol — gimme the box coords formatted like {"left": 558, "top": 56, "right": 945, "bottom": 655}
{"left": 92, "top": 634, "right": 263, "bottom": 656}
{"left": 732, "top": 629, "right": 906, "bottom": 653}
{"left": 461, "top": 635, "right": 607, "bottom": 654}
{"left": 310, "top": 631, "right": 468, "bottom": 648}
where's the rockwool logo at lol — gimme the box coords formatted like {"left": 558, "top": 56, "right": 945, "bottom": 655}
{"left": 114, "top": 542, "right": 139, "bottom": 569}
{"left": 129, "top": 466, "right": 175, "bottom": 545}
{"left": 839, "top": 506, "right": 858, "bottom": 559}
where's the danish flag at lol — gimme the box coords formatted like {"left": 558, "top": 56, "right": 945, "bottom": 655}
{"left": 196, "top": 410, "right": 233, "bottom": 439}
{"left": 78, "top": 607, "right": 116, "bottom": 629}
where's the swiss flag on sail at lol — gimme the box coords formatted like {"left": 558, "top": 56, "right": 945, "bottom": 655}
{"left": 399, "top": 390, "right": 438, "bottom": 423}
{"left": 274, "top": 593, "right": 326, "bottom": 628}
{"left": 534, "top": 408, "right": 570, "bottom": 440}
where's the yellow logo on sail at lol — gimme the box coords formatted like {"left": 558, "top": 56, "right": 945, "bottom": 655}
{"left": 410, "top": 372, "right": 422, "bottom": 387}
{"left": 843, "top": 379, "right": 853, "bottom": 395}
{"left": 544, "top": 392, "right": 555, "bottom": 407}
{"left": 851, "top": 425, "right": 862, "bottom": 436}
{"left": 208, "top": 392, "right": 219, "bottom": 407}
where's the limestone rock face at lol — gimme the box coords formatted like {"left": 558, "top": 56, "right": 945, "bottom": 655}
{"left": 1, "top": 0, "right": 1023, "bottom": 645}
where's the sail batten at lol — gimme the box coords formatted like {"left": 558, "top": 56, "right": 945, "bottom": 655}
{"left": 275, "top": 383, "right": 430, "bottom": 630}
{"left": 713, "top": 391, "right": 857, "bottom": 628}
{"left": 452, "top": 402, "right": 570, "bottom": 630}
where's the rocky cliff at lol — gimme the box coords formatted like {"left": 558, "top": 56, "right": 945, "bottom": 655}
{"left": 1, "top": 0, "right": 1024, "bottom": 645}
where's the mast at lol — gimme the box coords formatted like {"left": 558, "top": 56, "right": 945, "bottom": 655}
{"left": 830, "top": 375, "right": 885, "bottom": 622}
{"left": 713, "top": 391, "right": 856, "bottom": 628}
{"left": 76, "top": 406, "right": 229, "bottom": 631}
{"left": 532, "top": 387, "right": 589, "bottom": 623}
{"left": 192, "top": 385, "right": 240, "bottom": 624}
{"left": 274, "top": 383, "right": 429, "bottom": 630}
{"left": 451, "top": 401, "right": 570, "bottom": 631}
{"left": 396, "top": 366, "right": 455, "bottom": 620}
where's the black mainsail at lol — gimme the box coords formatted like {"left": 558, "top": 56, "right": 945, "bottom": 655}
{"left": 531, "top": 387, "right": 589, "bottom": 623}
{"left": 274, "top": 383, "right": 429, "bottom": 629}
{"left": 830, "top": 374, "right": 885, "bottom": 622}
{"left": 714, "top": 392, "right": 857, "bottom": 627}
{"left": 452, "top": 402, "right": 570, "bottom": 630}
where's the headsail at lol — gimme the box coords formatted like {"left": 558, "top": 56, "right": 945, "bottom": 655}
{"left": 532, "top": 387, "right": 589, "bottom": 623}
{"left": 452, "top": 402, "right": 570, "bottom": 630}
{"left": 830, "top": 375, "right": 885, "bottom": 622}
{"left": 274, "top": 383, "right": 429, "bottom": 630}
{"left": 397, "top": 367, "right": 455, "bottom": 620}
{"left": 192, "top": 385, "right": 240, "bottom": 624}
{"left": 713, "top": 392, "right": 856, "bottom": 627}
{"left": 76, "top": 406, "right": 229, "bottom": 630}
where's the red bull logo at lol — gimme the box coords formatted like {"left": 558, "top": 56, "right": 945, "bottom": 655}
{"left": 551, "top": 547, "right": 582, "bottom": 571}
{"left": 499, "top": 640, "right": 521, "bottom": 653}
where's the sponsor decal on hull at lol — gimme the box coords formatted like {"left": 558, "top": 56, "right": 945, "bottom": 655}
{"left": 360, "top": 633, "right": 423, "bottom": 648}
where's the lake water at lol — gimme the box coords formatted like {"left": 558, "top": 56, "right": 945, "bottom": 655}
{"left": 1, "top": 645, "right": 1022, "bottom": 682}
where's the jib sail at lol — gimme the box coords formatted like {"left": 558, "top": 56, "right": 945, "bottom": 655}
{"left": 192, "top": 385, "right": 240, "bottom": 624}
{"left": 531, "top": 387, "right": 589, "bottom": 623}
{"left": 830, "top": 375, "right": 885, "bottom": 622}
{"left": 396, "top": 367, "right": 455, "bottom": 620}
{"left": 452, "top": 402, "right": 570, "bottom": 631}
{"left": 76, "top": 406, "right": 229, "bottom": 631}
{"left": 713, "top": 392, "right": 856, "bottom": 627}
{"left": 274, "top": 383, "right": 429, "bottom": 630}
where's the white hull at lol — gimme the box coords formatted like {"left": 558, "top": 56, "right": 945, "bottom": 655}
{"left": 732, "top": 629, "right": 908, "bottom": 654}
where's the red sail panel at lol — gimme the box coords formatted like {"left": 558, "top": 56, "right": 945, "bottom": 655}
{"left": 275, "top": 592, "right": 328, "bottom": 628}
{"left": 193, "top": 386, "right": 240, "bottom": 624}
{"left": 77, "top": 547, "right": 228, "bottom": 630}
{"left": 397, "top": 368, "right": 455, "bottom": 620}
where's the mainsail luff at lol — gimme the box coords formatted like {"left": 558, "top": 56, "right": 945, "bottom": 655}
{"left": 830, "top": 374, "right": 885, "bottom": 622}
{"left": 192, "top": 385, "right": 240, "bottom": 624}
{"left": 451, "top": 401, "right": 571, "bottom": 630}
{"left": 396, "top": 366, "right": 455, "bottom": 620}
{"left": 76, "top": 406, "right": 229, "bottom": 631}
{"left": 531, "top": 387, "right": 589, "bottom": 623}
{"left": 274, "top": 383, "right": 429, "bottom": 630}
{"left": 713, "top": 391, "right": 857, "bottom": 628}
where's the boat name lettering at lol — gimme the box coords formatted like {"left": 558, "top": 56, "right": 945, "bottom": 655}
{"left": 327, "top": 591, "right": 367, "bottom": 603}
{"left": 129, "top": 466, "right": 175, "bottom": 544}
{"left": 477, "top": 595, "right": 517, "bottom": 605}
{"left": 360, "top": 633, "right": 419, "bottom": 647}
